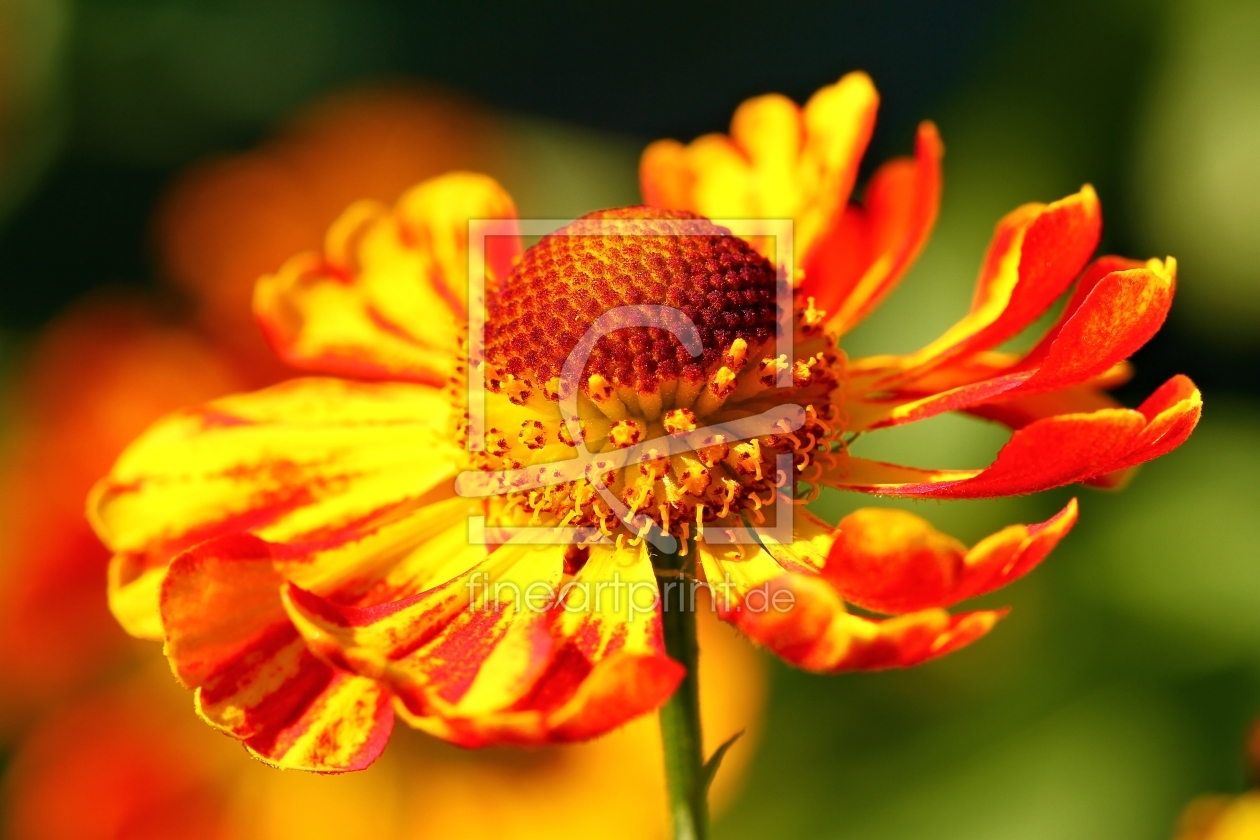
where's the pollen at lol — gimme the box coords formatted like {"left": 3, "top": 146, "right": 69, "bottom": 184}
{"left": 608, "top": 419, "right": 644, "bottom": 448}
{"left": 664, "top": 408, "right": 697, "bottom": 436}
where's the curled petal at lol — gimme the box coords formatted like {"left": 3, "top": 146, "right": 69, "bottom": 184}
{"left": 161, "top": 534, "right": 393, "bottom": 772}
{"left": 864, "top": 256, "right": 1175, "bottom": 430}
{"left": 826, "top": 375, "right": 1201, "bottom": 498}
{"left": 698, "top": 536, "right": 1000, "bottom": 672}
{"left": 285, "top": 539, "right": 683, "bottom": 747}
{"left": 856, "top": 186, "right": 1102, "bottom": 384}
{"left": 824, "top": 500, "right": 1077, "bottom": 614}
{"left": 255, "top": 172, "right": 520, "bottom": 383}
{"left": 1017, "top": 255, "right": 1156, "bottom": 372}
{"left": 641, "top": 71, "right": 878, "bottom": 266}
{"left": 805, "top": 121, "right": 943, "bottom": 334}
{"left": 1103, "top": 373, "right": 1203, "bottom": 472}
{"left": 88, "top": 378, "right": 465, "bottom": 639}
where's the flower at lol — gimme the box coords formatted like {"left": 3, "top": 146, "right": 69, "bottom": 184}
{"left": 0, "top": 84, "right": 763, "bottom": 835}
{"left": 88, "top": 71, "right": 1200, "bottom": 772}
{"left": 155, "top": 84, "right": 508, "bottom": 386}
{"left": 1175, "top": 795, "right": 1260, "bottom": 840}
{"left": 0, "top": 296, "right": 240, "bottom": 725}
{"left": 1171, "top": 717, "right": 1260, "bottom": 840}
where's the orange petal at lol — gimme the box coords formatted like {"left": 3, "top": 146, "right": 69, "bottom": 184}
{"left": 641, "top": 72, "right": 878, "bottom": 265}
{"left": 88, "top": 378, "right": 466, "bottom": 640}
{"left": 161, "top": 534, "right": 393, "bottom": 772}
{"left": 805, "top": 121, "right": 943, "bottom": 334}
{"left": 698, "top": 533, "right": 1001, "bottom": 672}
{"left": 863, "top": 256, "right": 1174, "bottom": 430}
{"left": 856, "top": 186, "right": 1102, "bottom": 384}
{"left": 1016, "top": 256, "right": 1174, "bottom": 392}
{"left": 823, "top": 500, "right": 1078, "bottom": 614}
{"left": 254, "top": 172, "right": 520, "bottom": 383}
{"left": 825, "top": 376, "right": 1201, "bottom": 498}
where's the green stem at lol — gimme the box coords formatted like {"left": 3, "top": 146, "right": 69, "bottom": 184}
{"left": 652, "top": 543, "right": 708, "bottom": 840}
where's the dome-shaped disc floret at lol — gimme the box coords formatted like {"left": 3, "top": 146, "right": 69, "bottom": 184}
{"left": 468, "top": 206, "right": 843, "bottom": 547}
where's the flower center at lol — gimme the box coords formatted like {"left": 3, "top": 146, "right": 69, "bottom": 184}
{"left": 485, "top": 206, "right": 779, "bottom": 397}
{"left": 464, "top": 206, "right": 844, "bottom": 548}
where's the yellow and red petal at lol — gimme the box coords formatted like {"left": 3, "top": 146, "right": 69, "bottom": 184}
{"left": 254, "top": 172, "right": 520, "bottom": 384}
{"left": 823, "top": 500, "right": 1077, "bottom": 614}
{"left": 698, "top": 535, "right": 1001, "bottom": 671}
{"left": 88, "top": 377, "right": 466, "bottom": 639}
{"left": 483, "top": 541, "right": 683, "bottom": 745}
{"left": 161, "top": 533, "right": 393, "bottom": 772}
{"left": 280, "top": 540, "right": 549, "bottom": 713}
{"left": 827, "top": 375, "right": 1201, "bottom": 498}
{"left": 285, "top": 539, "right": 683, "bottom": 747}
{"left": 805, "top": 121, "right": 943, "bottom": 334}
{"left": 640, "top": 72, "right": 878, "bottom": 266}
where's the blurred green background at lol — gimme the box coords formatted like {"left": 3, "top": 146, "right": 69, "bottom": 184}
{"left": 1, "top": 1, "right": 1258, "bottom": 838}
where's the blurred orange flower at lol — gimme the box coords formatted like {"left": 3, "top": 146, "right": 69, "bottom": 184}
{"left": 1175, "top": 795, "right": 1260, "bottom": 840}
{"left": 1172, "top": 718, "right": 1260, "bottom": 840}
{"left": 155, "top": 84, "right": 508, "bottom": 385}
{"left": 87, "top": 71, "right": 1199, "bottom": 773}
{"left": 0, "top": 296, "right": 239, "bottom": 725}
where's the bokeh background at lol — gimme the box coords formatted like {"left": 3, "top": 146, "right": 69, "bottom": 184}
{"left": 1, "top": 1, "right": 1258, "bottom": 838}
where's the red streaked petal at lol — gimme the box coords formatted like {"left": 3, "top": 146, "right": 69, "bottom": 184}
{"left": 242, "top": 669, "right": 394, "bottom": 774}
{"left": 823, "top": 500, "right": 1077, "bottom": 614}
{"left": 478, "top": 541, "right": 682, "bottom": 746}
{"left": 88, "top": 378, "right": 465, "bottom": 639}
{"left": 1017, "top": 255, "right": 1147, "bottom": 366}
{"left": 824, "top": 376, "right": 1201, "bottom": 498}
{"left": 945, "top": 186, "right": 1102, "bottom": 361}
{"left": 283, "top": 540, "right": 560, "bottom": 717}
{"left": 805, "top": 121, "right": 943, "bottom": 334}
{"left": 822, "top": 508, "right": 965, "bottom": 614}
{"left": 395, "top": 646, "right": 684, "bottom": 748}
{"left": 951, "top": 499, "right": 1078, "bottom": 601}
{"left": 254, "top": 172, "right": 520, "bottom": 383}
{"left": 1105, "top": 374, "right": 1203, "bottom": 472}
{"left": 285, "top": 539, "right": 683, "bottom": 747}
{"left": 519, "top": 646, "right": 684, "bottom": 743}
{"left": 160, "top": 533, "right": 393, "bottom": 773}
